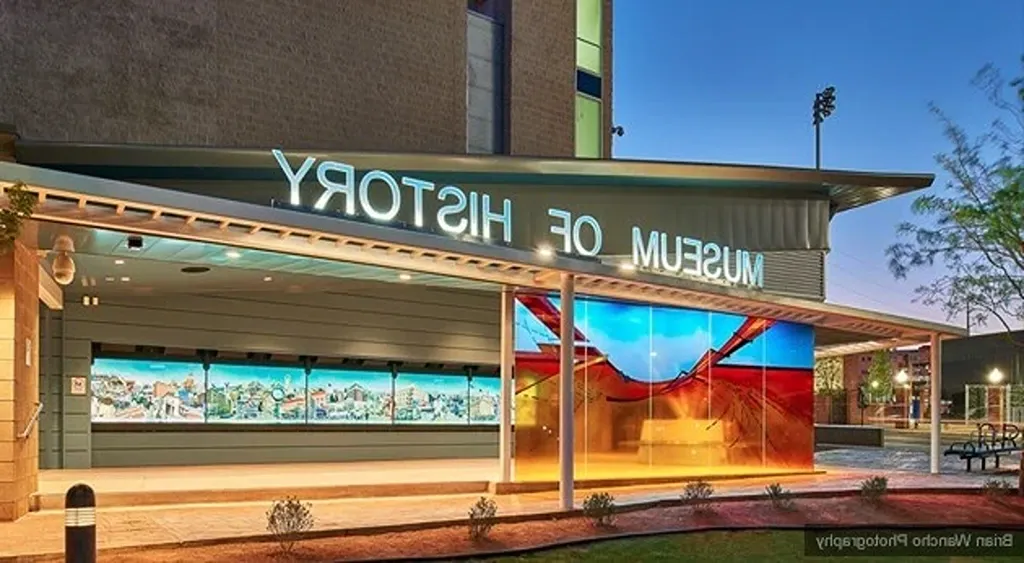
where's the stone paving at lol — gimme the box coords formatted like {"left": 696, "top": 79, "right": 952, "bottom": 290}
{"left": 0, "top": 448, "right": 1018, "bottom": 560}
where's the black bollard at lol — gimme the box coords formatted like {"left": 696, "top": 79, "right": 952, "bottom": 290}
{"left": 64, "top": 483, "right": 96, "bottom": 563}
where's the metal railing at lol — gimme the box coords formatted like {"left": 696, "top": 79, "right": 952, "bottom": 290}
{"left": 17, "top": 402, "right": 43, "bottom": 439}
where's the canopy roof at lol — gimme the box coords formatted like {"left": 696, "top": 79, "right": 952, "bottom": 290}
{"left": 1, "top": 160, "right": 964, "bottom": 359}
{"left": 13, "top": 141, "right": 934, "bottom": 214}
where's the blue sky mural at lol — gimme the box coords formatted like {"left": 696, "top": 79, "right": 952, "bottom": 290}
{"left": 208, "top": 364, "right": 305, "bottom": 394}
{"left": 515, "top": 295, "right": 814, "bottom": 383}
{"left": 395, "top": 373, "right": 469, "bottom": 395}
{"left": 92, "top": 358, "right": 204, "bottom": 385}
{"left": 308, "top": 369, "right": 392, "bottom": 393}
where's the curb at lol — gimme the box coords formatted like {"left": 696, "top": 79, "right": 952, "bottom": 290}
{"left": 345, "top": 523, "right": 1024, "bottom": 563}
{"left": 8, "top": 486, "right": 1022, "bottom": 562}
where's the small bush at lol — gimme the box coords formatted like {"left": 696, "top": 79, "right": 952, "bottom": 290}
{"left": 468, "top": 496, "right": 498, "bottom": 541}
{"left": 982, "top": 479, "right": 1014, "bottom": 499}
{"left": 266, "top": 497, "right": 315, "bottom": 554}
{"left": 859, "top": 476, "right": 889, "bottom": 505}
{"left": 682, "top": 480, "right": 714, "bottom": 512}
{"left": 582, "top": 492, "right": 617, "bottom": 528}
{"left": 765, "top": 482, "right": 796, "bottom": 511}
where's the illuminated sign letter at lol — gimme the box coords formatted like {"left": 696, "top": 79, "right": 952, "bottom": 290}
{"left": 314, "top": 160, "right": 356, "bottom": 214}
{"left": 548, "top": 208, "right": 572, "bottom": 253}
{"left": 742, "top": 250, "right": 765, "bottom": 288}
{"left": 272, "top": 149, "right": 315, "bottom": 207}
{"left": 481, "top": 194, "right": 512, "bottom": 243}
{"left": 721, "top": 246, "right": 743, "bottom": 284}
{"left": 659, "top": 233, "right": 682, "bottom": 273}
{"left": 572, "top": 214, "right": 603, "bottom": 256}
{"left": 682, "top": 237, "right": 703, "bottom": 278}
{"left": 358, "top": 170, "right": 401, "bottom": 222}
{"left": 702, "top": 242, "right": 723, "bottom": 280}
{"left": 401, "top": 176, "right": 435, "bottom": 228}
{"left": 632, "top": 226, "right": 659, "bottom": 269}
{"left": 436, "top": 186, "right": 469, "bottom": 235}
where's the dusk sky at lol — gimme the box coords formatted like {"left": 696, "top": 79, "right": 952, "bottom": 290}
{"left": 612, "top": 0, "right": 1024, "bottom": 333}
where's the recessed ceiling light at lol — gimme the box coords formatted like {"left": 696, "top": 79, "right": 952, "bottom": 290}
{"left": 181, "top": 266, "right": 211, "bottom": 274}
{"left": 105, "top": 276, "right": 115, "bottom": 282}
{"left": 225, "top": 250, "right": 242, "bottom": 259}
{"left": 398, "top": 273, "right": 412, "bottom": 281}
{"left": 618, "top": 262, "right": 636, "bottom": 273}
{"left": 263, "top": 276, "right": 273, "bottom": 282}
{"left": 120, "top": 276, "right": 131, "bottom": 282}
{"left": 537, "top": 245, "right": 554, "bottom": 258}
{"left": 114, "top": 259, "right": 125, "bottom": 265}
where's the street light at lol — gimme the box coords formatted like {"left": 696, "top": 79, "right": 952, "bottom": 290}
{"left": 988, "top": 368, "right": 1004, "bottom": 385}
{"left": 812, "top": 86, "right": 837, "bottom": 169}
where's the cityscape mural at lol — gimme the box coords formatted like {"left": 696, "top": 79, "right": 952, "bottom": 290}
{"left": 90, "top": 358, "right": 500, "bottom": 425}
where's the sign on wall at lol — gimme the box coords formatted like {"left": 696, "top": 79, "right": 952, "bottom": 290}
{"left": 272, "top": 150, "right": 765, "bottom": 289}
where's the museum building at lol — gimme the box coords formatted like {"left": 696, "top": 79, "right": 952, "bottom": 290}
{"left": 0, "top": 0, "right": 964, "bottom": 521}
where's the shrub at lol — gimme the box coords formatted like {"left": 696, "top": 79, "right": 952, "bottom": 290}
{"left": 582, "top": 492, "right": 617, "bottom": 528}
{"left": 682, "top": 480, "right": 714, "bottom": 512}
{"left": 765, "top": 482, "right": 796, "bottom": 511}
{"left": 266, "top": 497, "right": 315, "bottom": 554}
{"left": 982, "top": 478, "right": 1014, "bottom": 499}
{"left": 468, "top": 496, "right": 498, "bottom": 541}
{"left": 859, "top": 476, "right": 889, "bottom": 505}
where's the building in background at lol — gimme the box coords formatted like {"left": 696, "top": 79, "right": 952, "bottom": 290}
{"left": 0, "top": 0, "right": 612, "bottom": 159}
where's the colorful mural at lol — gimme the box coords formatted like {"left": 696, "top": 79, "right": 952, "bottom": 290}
{"left": 512, "top": 291, "right": 815, "bottom": 479}
{"left": 90, "top": 358, "right": 205, "bottom": 422}
{"left": 91, "top": 358, "right": 497, "bottom": 426}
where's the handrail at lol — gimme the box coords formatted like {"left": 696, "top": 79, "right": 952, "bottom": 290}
{"left": 17, "top": 402, "right": 43, "bottom": 439}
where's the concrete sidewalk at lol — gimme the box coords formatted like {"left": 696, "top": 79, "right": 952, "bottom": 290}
{"left": 0, "top": 466, "right": 1012, "bottom": 560}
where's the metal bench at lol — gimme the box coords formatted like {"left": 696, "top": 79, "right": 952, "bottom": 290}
{"left": 944, "top": 423, "right": 1021, "bottom": 472}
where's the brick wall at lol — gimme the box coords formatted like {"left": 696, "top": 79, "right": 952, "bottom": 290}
{"left": 0, "top": 237, "right": 40, "bottom": 521}
{"left": 1, "top": 0, "right": 584, "bottom": 157}
{"left": 0, "top": 0, "right": 469, "bottom": 152}
{"left": 507, "top": 0, "right": 576, "bottom": 157}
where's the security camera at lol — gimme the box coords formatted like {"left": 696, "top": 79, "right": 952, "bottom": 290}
{"left": 51, "top": 252, "right": 76, "bottom": 286}
{"left": 126, "top": 235, "right": 144, "bottom": 251}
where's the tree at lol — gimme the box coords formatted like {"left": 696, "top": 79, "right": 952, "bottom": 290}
{"left": 813, "top": 357, "right": 844, "bottom": 396}
{"left": 886, "top": 56, "right": 1024, "bottom": 336}
{"left": 865, "top": 349, "right": 893, "bottom": 401}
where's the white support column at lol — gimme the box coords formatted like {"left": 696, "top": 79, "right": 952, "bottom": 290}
{"left": 929, "top": 334, "right": 942, "bottom": 474}
{"left": 498, "top": 286, "right": 515, "bottom": 483}
{"left": 558, "top": 273, "right": 575, "bottom": 511}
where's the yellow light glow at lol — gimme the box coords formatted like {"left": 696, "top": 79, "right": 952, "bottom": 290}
{"left": 988, "top": 368, "right": 1004, "bottom": 384}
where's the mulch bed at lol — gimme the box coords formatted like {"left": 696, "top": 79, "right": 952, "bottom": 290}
{"left": 85, "top": 493, "right": 1024, "bottom": 562}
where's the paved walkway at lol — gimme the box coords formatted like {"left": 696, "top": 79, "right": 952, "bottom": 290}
{"left": 1, "top": 450, "right": 1018, "bottom": 559}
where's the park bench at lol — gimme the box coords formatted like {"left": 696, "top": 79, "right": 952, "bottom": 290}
{"left": 943, "top": 422, "right": 1021, "bottom": 472}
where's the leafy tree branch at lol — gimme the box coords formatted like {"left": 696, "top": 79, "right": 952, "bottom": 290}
{"left": 887, "top": 56, "right": 1024, "bottom": 344}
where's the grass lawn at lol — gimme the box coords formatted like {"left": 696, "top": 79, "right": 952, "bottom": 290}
{"left": 481, "top": 530, "right": 1023, "bottom": 563}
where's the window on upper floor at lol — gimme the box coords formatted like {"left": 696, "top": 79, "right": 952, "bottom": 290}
{"left": 467, "top": 1, "right": 507, "bottom": 154}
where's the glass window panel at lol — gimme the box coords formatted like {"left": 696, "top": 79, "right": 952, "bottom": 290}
{"left": 394, "top": 373, "right": 469, "bottom": 424}
{"left": 513, "top": 291, "right": 816, "bottom": 483}
{"left": 469, "top": 377, "right": 501, "bottom": 424}
{"left": 576, "top": 0, "right": 602, "bottom": 46}
{"left": 575, "top": 94, "right": 601, "bottom": 159}
{"left": 206, "top": 364, "right": 306, "bottom": 423}
{"left": 91, "top": 358, "right": 205, "bottom": 423}
{"left": 576, "top": 39, "right": 601, "bottom": 75}
{"left": 307, "top": 369, "right": 393, "bottom": 424}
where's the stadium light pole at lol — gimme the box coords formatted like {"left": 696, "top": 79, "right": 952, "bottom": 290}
{"left": 813, "top": 86, "right": 836, "bottom": 170}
